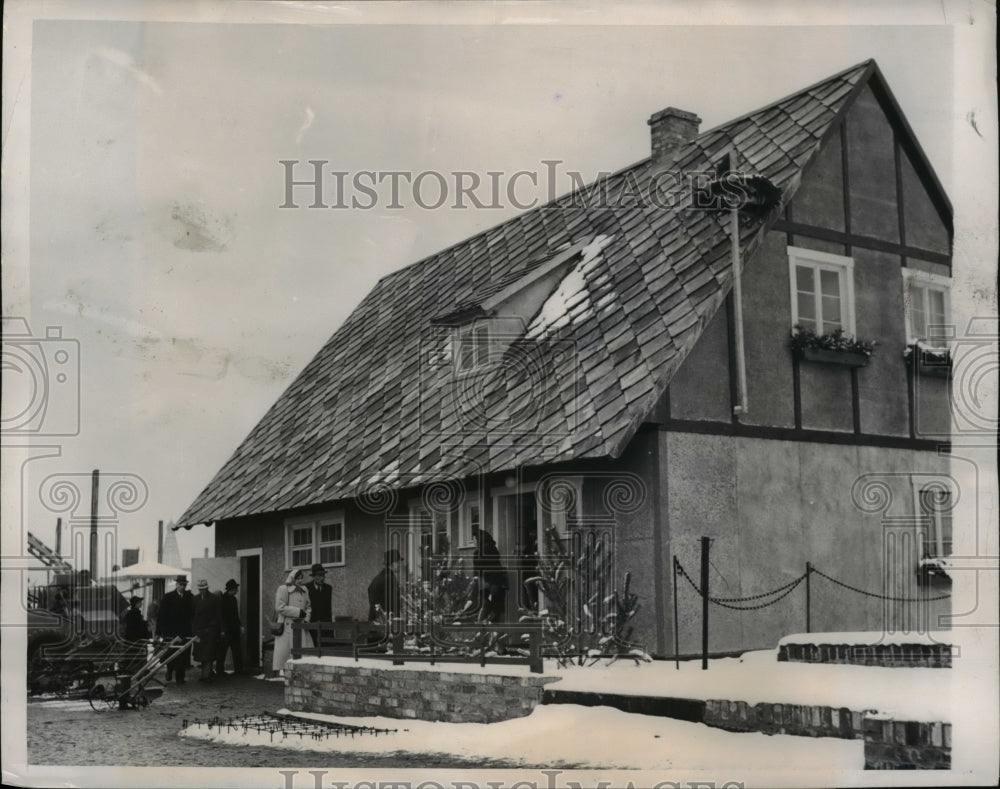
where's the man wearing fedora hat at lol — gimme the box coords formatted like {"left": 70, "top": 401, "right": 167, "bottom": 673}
{"left": 192, "top": 579, "right": 223, "bottom": 682}
{"left": 306, "top": 563, "right": 334, "bottom": 624}
{"left": 156, "top": 575, "right": 194, "bottom": 684}
{"left": 367, "top": 549, "right": 403, "bottom": 622}
{"left": 215, "top": 579, "right": 243, "bottom": 677}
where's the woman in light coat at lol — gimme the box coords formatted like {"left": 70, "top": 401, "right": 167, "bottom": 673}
{"left": 272, "top": 569, "right": 313, "bottom": 674}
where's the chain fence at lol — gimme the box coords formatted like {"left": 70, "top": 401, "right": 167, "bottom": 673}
{"left": 675, "top": 562, "right": 809, "bottom": 610}
{"left": 671, "top": 554, "right": 952, "bottom": 667}
{"left": 674, "top": 557, "right": 951, "bottom": 609}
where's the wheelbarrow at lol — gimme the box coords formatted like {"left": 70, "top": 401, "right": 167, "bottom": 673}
{"left": 87, "top": 636, "right": 195, "bottom": 711}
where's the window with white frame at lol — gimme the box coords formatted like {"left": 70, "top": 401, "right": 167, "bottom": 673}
{"left": 455, "top": 321, "right": 491, "bottom": 372}
{"left": 902, "top": 269, "right": 951, "bottom": 347}
{"left": 285, "top": 512, "right": 345, "bottom": 569}
{"left": 788, "top": 246, "right": 856, "bottom": 336}
{"left": 460, "top": 499, "right": 482, "bottom": 548}
{"left": 916, "top": 485, "right": 953, "bottom": 558}
{"left": 408, "top": 501, "right": 453, "bottom": 580}
{"left": 537, "top": 476, "right": 583, "bottom": 542}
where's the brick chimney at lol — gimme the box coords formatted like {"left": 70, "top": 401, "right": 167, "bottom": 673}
{"left": 648, "top": 107, "right": 701, "bottom": 165}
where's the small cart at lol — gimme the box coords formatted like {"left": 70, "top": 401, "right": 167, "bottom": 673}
{"left": 87, "top": 636, "right": 195, "bottom": 711}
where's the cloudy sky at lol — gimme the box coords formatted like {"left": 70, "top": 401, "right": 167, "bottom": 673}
{"left": 3, "top": 2, "right": 995, "bottom": 575}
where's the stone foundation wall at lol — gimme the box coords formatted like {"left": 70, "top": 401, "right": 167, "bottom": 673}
{"left": 286, "top": 659, "right": 557, "bottom": 723}
{"left": 863, "top": 716, "right": 951, "bottom": 769}
{"left": 777, "top": 641, "right": 953, "bottom": 667}
{"left": 703, "top": 699, "right": 866, "bottom": 739}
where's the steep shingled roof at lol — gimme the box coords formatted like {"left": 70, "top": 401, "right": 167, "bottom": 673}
{"left": 178, "top": 60, "right": 885, "bottom": 527}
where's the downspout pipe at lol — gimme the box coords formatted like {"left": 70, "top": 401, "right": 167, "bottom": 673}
{"left": 731, "top": 207, "right": 749, "bottom": 417}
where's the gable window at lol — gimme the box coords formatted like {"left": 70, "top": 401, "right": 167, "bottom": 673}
{"left": 456, "top": 322, "right": 490, "bottom": 372}
{"left": 788, "top": 246, "right": 856, "bottom": 336}
{"left": 917, "top": 486, "right": 953, "bottom": 559}
{"left": 286, "top": 511, "right": 345, "bottom": 570}
{"left": 902, "top": 269, "right": 951, "bottom": 346}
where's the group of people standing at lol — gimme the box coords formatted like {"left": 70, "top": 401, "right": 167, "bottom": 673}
{"left": 270, "top": 532, "right": 509, "bottom": 673}
{"left": 153, "top": 575, "right": 244, "bottom": 683}
{"left": 362, "top": 529, "right": 510, "bottom": 624}
{"left": 271, "top": 563, "right": 333, "bottom": 674}
{"left": 130, "top": 531, "right": 517, "bottom": 678}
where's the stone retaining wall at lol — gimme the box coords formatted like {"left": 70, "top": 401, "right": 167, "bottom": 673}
{"left": 777, "top": 641, "right": 953, "bottom": 667}
{"left": 703, "top": 699, "right": 866, "bottom": 739}
{"left": 863, "top": 716, "right": 951, "bottom": 769}
{"left": 704, "top": 700, "right": 951, "bottom": 769}
{"left": 286, "top": 659, "right": 558, "bottom": 723}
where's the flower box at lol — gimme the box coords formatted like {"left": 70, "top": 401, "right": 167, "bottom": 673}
{"left": 905, "top": 345, "right": 952, "bottom": 379}
{"left": 917, "top": 557, "right": 952, "bottom": 586}
{"left": 789, "top": 326, "right": 876, "bottom": 368}
{"left": 917, "top": 357, "right": 951, "bottom": 379}
{"left": 796, "top": 347, "right": 870, "bottom": 368}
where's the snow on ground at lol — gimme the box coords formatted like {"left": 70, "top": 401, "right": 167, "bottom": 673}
{"left": 548, "top": 649, "right": 952, "bottom": 722}
{"left": 181, "top": 703, "right": 862, "bottom": 770}
{"left": 179, "top": 648, "right": 950, "bottom": 767}
{"left": 777, "top": 630, "right": 953, "bottom": 647}
{"left": 291, "top": 656, "right": 543, "bottom": 677}
{"left": 292, "top": 649, "right": 952, "bottom": 722}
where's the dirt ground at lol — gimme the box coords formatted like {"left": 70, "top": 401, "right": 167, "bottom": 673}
{"left": 26, "top": 671, "right": 519, "bottom": 769}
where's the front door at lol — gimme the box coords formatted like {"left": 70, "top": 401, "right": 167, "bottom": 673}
{"left": 493, "top": 488, "right": 538, "bottom": 619}
{"left": 240, "top": 553, "right": 261, "bottom": 668}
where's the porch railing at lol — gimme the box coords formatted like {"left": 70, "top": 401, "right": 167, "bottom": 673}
{"left": 290, "top": 620, "right": 544, "bottom": 674}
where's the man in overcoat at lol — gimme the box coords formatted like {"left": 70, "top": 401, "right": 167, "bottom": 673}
{"left": 367, "top": 549, "right": 403, "bottom": 622}
{"left": 156, "top": 575, "right": 194, "bottom": 684}
{"left": 305, "top": 563, "right": 334, "bottom": 647}
{"left": 215, "top": 578, "right": 243, "bottom": 676}
{"left": 192, "top": 579, "right": 223, "bottom": 682}
{"left": 306, "top": 563, "right": 333, "bottom": 621}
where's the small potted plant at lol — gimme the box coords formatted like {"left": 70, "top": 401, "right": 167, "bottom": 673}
{"left": 790, "top": 325, "right": 877, "bottom": 368}
{"left": 903, "top": 341, "right": 952, "bottom": 379}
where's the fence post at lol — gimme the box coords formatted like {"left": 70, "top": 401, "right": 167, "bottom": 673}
{"left": 392, "top": 630, "right": 404, "bottom": 666}
{"left": 529, "top": 629, "right": 542, "bottom": 674}
{"left": 806, "top": 562, "right": 812, "bottom": 633}
{"left": 672, "top": 556, "right": 680, "bottom": 671}
{"left": 700, "top": 536, "right": 710, "bottom": 670}
{"left": 291, "top": 621, "right": 301, "bottom": 659}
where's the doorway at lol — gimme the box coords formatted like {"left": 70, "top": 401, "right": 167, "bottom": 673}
{"left": 493, "top": 485, "right": 539, "bottom": 617}
{"left": 237, "top": 549, "right": 262, "bottom": 670}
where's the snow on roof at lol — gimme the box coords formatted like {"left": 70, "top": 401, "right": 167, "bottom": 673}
{"left": 525, "top": 235, "right": 613, "bottom": 339}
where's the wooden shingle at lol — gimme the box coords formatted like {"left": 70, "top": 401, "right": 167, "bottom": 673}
{"left": 177, "top": 61, "right": 878, "bottom": 527}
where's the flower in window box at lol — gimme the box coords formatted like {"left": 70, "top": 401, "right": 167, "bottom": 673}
{"left": 789, "top": 325, "right": 877, "bottom": 366}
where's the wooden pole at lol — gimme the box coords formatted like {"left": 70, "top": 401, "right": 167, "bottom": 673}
{"left": 90, "top": 469, "right": 99, "bottom": 578}
{"left": 157, "top": 520, "right": 164, "bottom": 563}
{"left": 672, "top": 556, "right": 680, "bottom": 670}
{"left": 55, "top": 517, "right": 62, "bottom": 558}
{"left": 700, "top": 536, "right": 710, "bottom": 670}
{"left": 806, "top": 562, "right": 812, "bottom": 633}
